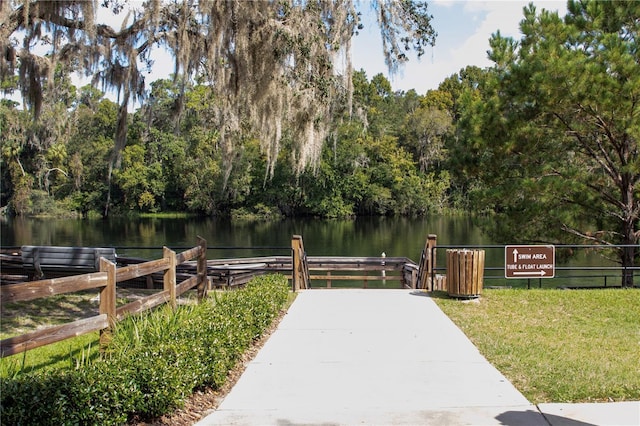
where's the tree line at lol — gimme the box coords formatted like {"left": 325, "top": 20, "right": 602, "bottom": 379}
{"left": 1, "top": 1, "right": 638, "bottom": 283}
{"left": 0, "top": 70, "right": 454, "bottom": 219}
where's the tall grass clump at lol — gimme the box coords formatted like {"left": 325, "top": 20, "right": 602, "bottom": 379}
{"left": 0, "top": 274, "right": 290, "bottom": 425}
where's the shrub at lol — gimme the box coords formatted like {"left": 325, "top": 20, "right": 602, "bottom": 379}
{"left": 0, "top": 274, "right": 290, "bottom": 425}
{"left": 230, "top": 204, "right": 283, "bottom": 221}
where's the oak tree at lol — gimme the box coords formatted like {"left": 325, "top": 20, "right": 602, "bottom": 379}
{"left": 1, "top": 0, "right": 436, "bottom": 215}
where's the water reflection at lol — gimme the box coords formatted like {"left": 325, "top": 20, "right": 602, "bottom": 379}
{"left": 1, "top": 215, "right": 629, "bottom": 288}
{"left": 2, "top": 216, "right": 489, "bottom": 259}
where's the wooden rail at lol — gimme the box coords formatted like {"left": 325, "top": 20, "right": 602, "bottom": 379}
{"left": 306, "top": 256, "right": 418, "bottom": 289}
{"left": 245, "top": 237, "right": 418, "bottom": 290}
{"left": 194, "top": 256, "right": 288, "bottom": 289}
{"left": 0, "top": 237, "right": 208, "bottom": 357}
{"left": 205, "top": 253, "right": 420, "bottom": 290}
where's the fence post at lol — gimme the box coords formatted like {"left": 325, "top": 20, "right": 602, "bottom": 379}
{"left": 292, "top": 236, "right": 302, "bottom": 291}
{"left": 291, "top": 235, "right": 310, "bottom": 291}
{"left": 196, "top": 236, "right": 208, "bottom": 301}
{"left": 99, "top": 257, "right": 117, "bottom": 349}
{"left": 427, "top": 234, "right": 437, "bottom": 291}
{"left": 164, "top": 247, "right": 177, "bottom": 309}
{"left": 418, "top": 234, "right": 438, "bottom": 290}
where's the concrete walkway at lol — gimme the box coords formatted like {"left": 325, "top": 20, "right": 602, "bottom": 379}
{"left": 197, "top": 289, "right": 639, "bottom": 426}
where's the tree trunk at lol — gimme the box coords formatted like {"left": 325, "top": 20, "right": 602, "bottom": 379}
{"left": 103, "top": 96, "right": 130, "bottom": 217}
{"left": 621, "top": 244, "right": 635, "bottom": 288}
{"left": 620, "top": 177, "right": 637, "bottom": 288}
{"left": 620, "top": 213, "right": 636, "bottom": 288}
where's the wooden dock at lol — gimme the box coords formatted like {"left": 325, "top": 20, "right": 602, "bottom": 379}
{"left": 1, "top": 234, "right": 440, "bottom": 291}
{"left": 202, "top": 255, "right": 419, "bottom": 289}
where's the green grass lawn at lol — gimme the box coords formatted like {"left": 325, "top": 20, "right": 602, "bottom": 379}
{"left": 0, "top": 289, "right": 191, "bottom": 375}
{"left": 0, "top": 333, "right": 101, "bottom": 376}
{"left": 433, "top": 288, "right": 640, "bottom": 403}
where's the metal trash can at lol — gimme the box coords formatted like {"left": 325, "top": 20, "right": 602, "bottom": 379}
{"left": 446, "top": 249, "right": 485, "bottom": 298}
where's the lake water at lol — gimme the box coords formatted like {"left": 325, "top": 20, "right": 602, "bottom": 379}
{"left": 0, "top": 215, "right": 490, "bottom": 259}
{"left": 1, "top": 215, "right": 631, "bottom": 287}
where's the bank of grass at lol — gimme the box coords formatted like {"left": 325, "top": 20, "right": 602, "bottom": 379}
{"left": 434, "top": 288, "right": 640, "bottom": 403}
{"left": 0, "top": 333, "right": 101, "bottom": 376}
{"left": 137, "top": 212, "right": 195, "bottom": 219}
{"left": 0, "top": 275, "right": 291, "bottom": 425}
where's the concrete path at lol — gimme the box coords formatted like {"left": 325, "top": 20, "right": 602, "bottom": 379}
{"left": 197, "top": 289, "right": 639, "bottom": 426}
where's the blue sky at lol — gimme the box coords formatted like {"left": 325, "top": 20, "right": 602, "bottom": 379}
{"left": 90, "top": 0, "right": 566, "bottom": 98}
{"left": 352, "top": 0, "right": 567, "bottom": 94}
{"left": 14, "top": 1, "right": 567, "bottom": 105}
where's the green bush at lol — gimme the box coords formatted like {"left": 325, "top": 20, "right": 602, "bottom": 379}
{"left": 230, "top": 204, "right": 283, "bottom": 221}
{"left": 0, "top": 274, "right": 290, "bottom": 425}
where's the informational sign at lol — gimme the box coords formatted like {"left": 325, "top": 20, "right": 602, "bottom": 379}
{"left": 505, "top": 245, "right": 555, "bottom": 279}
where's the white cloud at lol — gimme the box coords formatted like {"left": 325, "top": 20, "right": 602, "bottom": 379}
{"left": 11, "top": 1, "right": 568, "bottom": 106}
{"left": 352, "top": 0, "right": 567, "bottom": 94}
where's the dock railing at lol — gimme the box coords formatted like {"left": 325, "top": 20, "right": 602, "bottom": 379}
{"left": 291, "top": 235, "right": 310, "bottom": 291}
{"left": 304, "top": 256, "right": 418, "bottom": 289}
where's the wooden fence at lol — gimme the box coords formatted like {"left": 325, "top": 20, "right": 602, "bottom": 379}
{"left": 0, "top": 237, "right": 208, "bottom": 358}
{"left": 1, "top": 234, "right": 443, "bottom": 357}
{"left": 304, "top": 256, "right": 418, "bottom": 289}
{"left": 206, "top": 254, "right": 420, "bottom": 289}
{"left": 208, "top": 235, "right": 428, "bottom": 290}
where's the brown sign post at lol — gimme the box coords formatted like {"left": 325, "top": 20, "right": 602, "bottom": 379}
{"left": 505, "top": 245, "right": 555, "bottom": 279}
